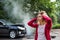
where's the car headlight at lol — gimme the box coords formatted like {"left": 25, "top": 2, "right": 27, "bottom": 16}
{"left": 18, "top": 26, "right": 25, "bottom": 30}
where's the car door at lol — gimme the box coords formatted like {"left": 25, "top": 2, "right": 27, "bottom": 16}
{"left": 0, "top": 25, "right": 9, "bottom": 36}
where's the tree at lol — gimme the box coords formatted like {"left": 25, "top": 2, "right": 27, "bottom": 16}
{"left": 0, "top": 1, "right": 9, "bottom": 20}
{"left": 56, "top": 0, "right": 60, "bottom": 23}
{"left": 24, "top": 0, "right": 57, "bottom": 24}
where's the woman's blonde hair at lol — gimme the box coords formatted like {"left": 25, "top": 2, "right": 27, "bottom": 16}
{"left": 38, "top": 10, "right": 47, "bottom": 15}
{"left": 37, "top": 10, "right": 47, "bottom": 25}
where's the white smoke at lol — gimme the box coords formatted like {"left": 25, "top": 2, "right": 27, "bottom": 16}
{"left": 2, "top": 0, "right": 35, "bottom": 35}
{"left": 23, "top": 13, "right": 35, "bottom": 35}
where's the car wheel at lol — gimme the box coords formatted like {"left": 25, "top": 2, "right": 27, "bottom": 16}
{"left": 9, "top": 31, "right": 16, "bottom": 39}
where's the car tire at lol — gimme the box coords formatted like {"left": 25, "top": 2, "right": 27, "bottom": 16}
{"left": 9, "top": 31, "right": 17, "bottom": 39}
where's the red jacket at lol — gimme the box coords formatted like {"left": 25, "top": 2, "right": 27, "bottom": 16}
{"left": 27, "top": 15, "right": 52, "bottom": 40}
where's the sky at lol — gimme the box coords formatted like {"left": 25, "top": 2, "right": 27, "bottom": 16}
{"left": 50, "top": 0, "right": 56, "bottom": 2}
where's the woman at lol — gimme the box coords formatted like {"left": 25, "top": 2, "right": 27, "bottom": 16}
{"left": 27, "top": 11, "right": 52, "bottom": 40}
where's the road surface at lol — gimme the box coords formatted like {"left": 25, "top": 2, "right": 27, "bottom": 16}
{"left": 0, "top": 29, "right": 60, "bottom": 40}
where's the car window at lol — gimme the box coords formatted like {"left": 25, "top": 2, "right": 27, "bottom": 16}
{"left": 0, "top": 22, "right": 3, "bottom": 25}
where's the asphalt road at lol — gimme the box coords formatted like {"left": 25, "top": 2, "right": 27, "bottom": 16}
{"left": 0, "top": 36, "right": 22, "bottom": 40}
{"left": 0, "top": 29, "right": 60, "bottom": 40}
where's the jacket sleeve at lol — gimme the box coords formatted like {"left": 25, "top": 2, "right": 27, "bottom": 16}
{"left": 42, "top": 15, "right": 52, "bottom": 40}
{"left": 27, "top": 18, "right": 38, "bottom": 28}
{"left": 42, "top": 15, "right": 52, "bottom": 29}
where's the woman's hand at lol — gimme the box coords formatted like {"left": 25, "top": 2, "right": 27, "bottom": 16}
{"left": 41, "top": 11, "right": 48, "bottom": 17}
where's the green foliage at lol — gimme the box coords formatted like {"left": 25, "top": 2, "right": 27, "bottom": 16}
{"left": 0, "top": 2, "right": 9, "bottom": 20}
{"left": 29, "top": 0, "right": 56, "bottom": 12}
{"left": 56, "top": 0, "right": 60, "bottom": 23}
{"left": 24, "top": 0, "right": 57, "bottom": 24}
{"left": 0, "top": 0, "right": 59, "bottom": 24}
{"left": 50, "top": 13, "right": 57, "bottom": 24}
{"left": 52, "top": 24, "right": 60, "bottom": 29}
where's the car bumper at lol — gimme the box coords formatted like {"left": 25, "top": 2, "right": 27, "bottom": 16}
{"left": 18, "top": 30, "right": 26, "bottom": 36}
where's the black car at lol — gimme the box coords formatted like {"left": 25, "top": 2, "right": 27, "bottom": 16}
{"left": 0, "top": 19, "right": 26, "bottom": 39}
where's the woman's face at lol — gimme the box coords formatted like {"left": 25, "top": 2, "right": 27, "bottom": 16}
{"left": 37, "top": 14, "right": 42, "bottom": 21}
